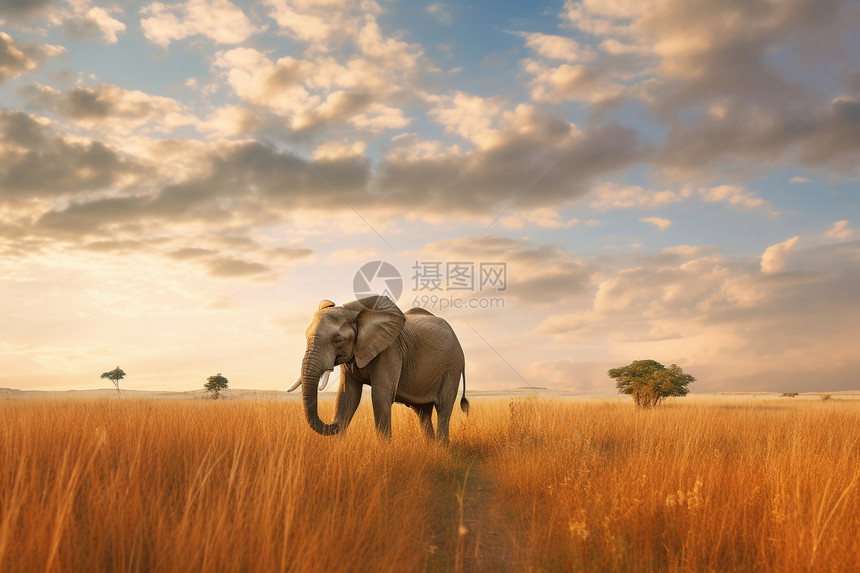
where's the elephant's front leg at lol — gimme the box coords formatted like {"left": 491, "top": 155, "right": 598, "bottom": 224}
{"left": 368, "top": 358, "right": 401, "bottom": 440}
{"left": 370, "top": 383, "right": 394, "bottom": 439}
{"left": 334, "top": 371, "right": 363, "bottom": 431}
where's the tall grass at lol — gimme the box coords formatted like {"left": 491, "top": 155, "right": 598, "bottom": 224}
{"left": 460, "top": 397, "right": 860, "bottom": 572}
{"left": 1, "top": 396, "right": 858, "bottom": 571}
{"left": 0, "top": 398, "right": 445, "bottom": 572}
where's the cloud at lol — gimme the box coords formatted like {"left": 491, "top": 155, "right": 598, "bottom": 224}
{"left": 0, "top": 109, "right": 143, "bottom": 205}
{"left": 589, "top": 182, "right": 691, "bottom": 210}
{"left": 0, "top": 0, "right": 51, "bottom": 17}
{"left": 0, "top": 32, "right": 65, "bottom": 83}
{"left": 378, "top": 107, "right": 649, "bottom": 215}
{"left": 789, "top": 176, "right": 810, "bottom": 184}
{"left": 425, "top": 3, "right": 454, "bottom": 26}
{"left": 326, "top": 248, "right": 380, "bottom": 263}
{"left": 640, "top": 216, "right": 671, "bottom": 230}
{"left": 213, "top": 44, "right": 415, "bottom": 133}
{"left": 698, "top": 185, "right": 776, "bottom": 216}
{"left": 415, "top": 236, "right": 595, "bottom": 305}
{"left": 140, "top": 0, "right": 259, "bottom": 48}
{"left": 499, "top": 208, "right": 580, "bottom": 230}
{"left": 761, "top": 236, "right": 799, "bottom": 273}
{"left": 532, "top": 239, "right": 860, "bottom": 390}
{"left": 517, "top": 32, "right": 597, "bottom": 63}
{"left": 21, "top": 83, "right": 196, "bottom": 133}
{"left": 197, "top": 105, "right": 264, "bottom": 137}
{"left": 516, "top": 1, "right": 860, "bottom": 181}
{"left": 62, "top": 5, "right": 126, "bottom": 44}
{"left": 430, "top": 92, "right": 506, "bottom": 147}
{"left": 264, "top": 0, "right": 424, "bottom": 69}
{"left": 824, "top": 220, "right": 854, "bottom": 241}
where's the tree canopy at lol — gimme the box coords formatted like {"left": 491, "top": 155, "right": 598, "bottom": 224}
{"left": 204, "top": 373, "right": 229, "bottom": 399}
{"left": 100, "top": 367, "right": 126, "bottom": 392}
{"left": 609, "top": 360, "right": 695, "bottom": 407}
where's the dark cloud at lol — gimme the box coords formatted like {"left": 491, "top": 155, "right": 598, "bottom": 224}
{"left": 0, "top": 0, "right": 52, "bottom": 17}
{"left": 29, "top": 138, "right": 369, "bottom": 236}
{"left": 657, "top": 97, "right": 860, "bottom": 176}
{"left": 205, "top": 258, "right": 271, "bottom": 278}
{"left": 546, "top": 0, "right": 860, "bottom": 179}
{"left": 0, "top": 109, "right": 139, "bottom": 203}
{"left": 377, "top": 121, "right": 649, "bottom": 213}
{"left": 0, "top": 32, "right": 64, "bottom": 83}
{"left": 20, "top": 83, "right": 192, "bottom": 131}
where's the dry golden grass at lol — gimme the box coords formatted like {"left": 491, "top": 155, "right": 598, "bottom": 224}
{"left": 458, "top": 397, "right": 860, "bottom": 572}
{"left": 1, "top": 395, "right": 858, "bottom": 572}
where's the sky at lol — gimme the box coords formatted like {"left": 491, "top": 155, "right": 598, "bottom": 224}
{"left": 1, "top": 0, "right": 858, "bottom": 394}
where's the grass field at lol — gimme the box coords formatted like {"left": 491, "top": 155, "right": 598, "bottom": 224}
{"left": 1, "top": 395, "right": 858, "bottom": 572}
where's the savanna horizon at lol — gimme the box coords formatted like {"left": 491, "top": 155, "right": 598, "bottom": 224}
{"left": 2, "top": 395, "right": 858, "bottom": 572}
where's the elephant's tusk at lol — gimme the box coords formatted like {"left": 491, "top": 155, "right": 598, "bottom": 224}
{"left": 287, "top": 377, "right": 301, "bottom": 392}
{"left": 318, "top": 369, "right": 333, "bottom": 391}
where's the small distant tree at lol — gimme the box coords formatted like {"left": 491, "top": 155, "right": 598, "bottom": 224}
{"left": 100, "top": 367, "right": 126, "bottom": 392}
{"left": 609, "top": 360, "right": 695, "bottom": 408}
{"left": 204, "top": 373, "right": 229, "bottom": 399}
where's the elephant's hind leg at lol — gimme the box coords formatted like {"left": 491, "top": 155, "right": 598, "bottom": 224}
{"left": 435, "top": 368, "right": 464, "bottom": 445}
{"left": 414, "top": 404, "right": 434, "bottom": 440}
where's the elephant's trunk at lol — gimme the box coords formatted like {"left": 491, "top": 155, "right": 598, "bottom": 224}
{"left": 301, "top": 339, "right": 340, "bottom": 436}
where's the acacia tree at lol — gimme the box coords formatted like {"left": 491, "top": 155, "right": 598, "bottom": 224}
{"left": 204, "top": 373, "right": 229, "bottom": 399}
{"left": 100, "top": 367, "right": 126, "bottom": 392}
{"left": 609, "top": 360, "right": 695, "bottom": 408}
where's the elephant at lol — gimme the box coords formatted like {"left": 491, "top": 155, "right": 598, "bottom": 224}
{"left": 288, "top": 295, "right": 468, "bottom": 443}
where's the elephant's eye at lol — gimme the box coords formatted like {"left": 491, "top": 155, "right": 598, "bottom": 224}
{"left": 333, "top": 335, "right": 342, "bottom": 345}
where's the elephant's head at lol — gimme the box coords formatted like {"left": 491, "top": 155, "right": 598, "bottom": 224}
{"left": 292, "top": 295, "right": 405, "bottom": 436}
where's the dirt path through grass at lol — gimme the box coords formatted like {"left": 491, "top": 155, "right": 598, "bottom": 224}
{"left": 427, "top": 450, "right": 519, "bottom": 572}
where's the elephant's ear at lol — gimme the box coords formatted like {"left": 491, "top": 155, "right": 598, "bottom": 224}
{"left": 343, "top": 296, "right": 405, "bottom": 368}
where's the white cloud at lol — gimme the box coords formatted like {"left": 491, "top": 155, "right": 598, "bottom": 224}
{"left": 214, "top": 3, "right": 420, "bottom": 134}
{"left": 140, "top": 0, "right": 259, "bottom": 48}
{"left": 198, "top": 105, "right": 263, "bottom": 137}
{"left": 640, "top": 216, "right": 671, "bottom": 230}
{"left": 589, "top": 182, "right": 691, "bottom": 210}
{"left": 518, "top": 32, "right": 597, "bottom": 63}
{"left": 789, "top": 176, "right": 810, "bottom": 184}
{"left": 824, "top": 220, "right": 854, "bottom": 241}
{"left": 430, "top": 92, "right": 505, "bottom": 147}
{"left": 761, "top": 236, "right": 799, "bottom": 274}
{"left": 214, "top": 47, "right": 315, "bottom": 118}
{"left": 698, "top": 185, "right": 776, "bottom": 216}
{"left": 312, "top": 139, "right": 367, "bottom": 160}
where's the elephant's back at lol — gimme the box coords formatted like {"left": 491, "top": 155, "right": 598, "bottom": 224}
{"left": 404, "top": 313, "right": 463, "bottom": 363}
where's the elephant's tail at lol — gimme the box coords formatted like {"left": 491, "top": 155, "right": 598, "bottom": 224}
{"left": 459, "top": 369, "right": 470, "bottom": 416}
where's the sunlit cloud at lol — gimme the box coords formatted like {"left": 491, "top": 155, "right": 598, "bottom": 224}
{"left": 760, "top": 236, "right": 799, "bottom": 274}
{"left": 140, "top": 0, "right": 259, "bottom": 48}
{"left": 0, "top": 32, "right": 65, "bottom": 82}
